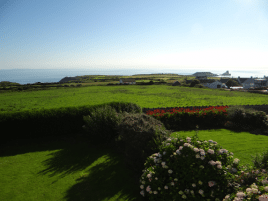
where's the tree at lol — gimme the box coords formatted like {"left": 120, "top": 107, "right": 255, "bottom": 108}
{"left": 190, "top": 79, "right": 200, "bottom": 87}
{"left": 226, "top": 79, "right": 239, "bottom": 88}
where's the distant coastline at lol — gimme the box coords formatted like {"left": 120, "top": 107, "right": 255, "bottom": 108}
{"left": 0, "top": 69, "right": 266, "bottom": 85}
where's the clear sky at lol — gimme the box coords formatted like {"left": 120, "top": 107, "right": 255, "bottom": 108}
{"left": 1, "top": 0, "right": 268, "bottom": 71}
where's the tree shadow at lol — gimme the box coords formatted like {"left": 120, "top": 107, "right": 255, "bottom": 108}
{"left": 1, "top": 133, "right": 146, "bottom": 200}
{"left": 34, "top": 136, "right": 145, "bottom": 201}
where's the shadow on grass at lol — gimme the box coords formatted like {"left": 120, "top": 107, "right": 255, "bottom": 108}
{"left": 37, "top": 137, "right": 145, "bottom": 201}
{"left": 0, "top": 133, "right": 145, "bottom": 201}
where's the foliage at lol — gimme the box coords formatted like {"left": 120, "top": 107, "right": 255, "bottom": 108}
{"left": 226, "top": 79, "right": 240, "bottom": 88}
{"left": 139, "top": 133, "right": 245, "bottom": 201}
{"left": 249, "top": 147, "right": 268, "bottom": 172}
{"left": 116, "top": 113, "right": 173, "bottom": 175}
{"left": 82, "top": 105, "right": 125, "bottom": 144}
{"left": 194, "top": 84, "right": 206, "bottom": 88}
{"left": 190, "top": 79, "right": 201, "bottom": 87}
{"left": 225, "top": 105, "right": 268, "bottom": 131}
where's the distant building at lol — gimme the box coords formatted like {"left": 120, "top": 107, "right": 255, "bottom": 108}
{"left": 203, "top": 81, "right": 227, "bottom": 89}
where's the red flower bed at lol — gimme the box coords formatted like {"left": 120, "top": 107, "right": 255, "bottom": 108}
{"left": 145, "top": 106, "right": 229, "bottom": 130}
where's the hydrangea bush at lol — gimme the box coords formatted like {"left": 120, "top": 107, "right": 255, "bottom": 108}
{"left": 139, "top": 133, "right": 255, "bottom": 201}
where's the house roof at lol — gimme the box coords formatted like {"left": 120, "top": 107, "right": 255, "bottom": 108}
{"left": 243, "top": 78, "right": 255, "bottom": 84}
{"left": 238, "top": 78, "right": 250, "bottom": 83}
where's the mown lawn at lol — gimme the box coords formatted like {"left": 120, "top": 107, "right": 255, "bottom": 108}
{"left": 1, "top": 128, "right": 268, "bottom": 201}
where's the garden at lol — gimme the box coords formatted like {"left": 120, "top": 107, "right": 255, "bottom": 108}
{"left": 1, "top": 84, "right": 268, "bottom": 201}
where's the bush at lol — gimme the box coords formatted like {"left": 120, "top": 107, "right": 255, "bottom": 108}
{"left": 139, "top": 134, "right": 246, "bottom": 200}
{"left": 116, "top": 113, "right": 173, "bottom": 174}
{"left": 249, "top": 147, "right": 268, "bottom": 172}
{"left": 225, "top": 106, "right": 268, "bottom": 131}
{"left": 82, "top": 105, "right": 124, "bottom": 144}
{"left": 190, "top": 79, "right": 200, "bottom": 87}
{"left": 194, "top": 84, "right": 206, "bottom": 88}
{"left": 182, "top": 83, "right": 190, "bottom": 87}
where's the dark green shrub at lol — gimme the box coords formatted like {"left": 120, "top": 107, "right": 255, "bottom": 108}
{"left": 194, "top": 83, "right": 206, "bottom": 88}
{"left": 225, "top": 106, "right": 268, "bottom": 131}
{"left": 82, "top": 105, "right": 125, "bottom": 144}
{"left": 106, "top": 102, "right": 143, "bottom": 114}
{"left": 190, "top": 79, "right": 200, "bottom": 87}
{"left": 116, "top": 113, "right": 173, "bottom": 174}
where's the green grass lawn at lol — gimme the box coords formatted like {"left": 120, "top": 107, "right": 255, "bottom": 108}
{"left": 1, "top": 85, "right": 267, "bottom": 113}
{"left": 1, "top": 128, "right": 268, "bottom": 201}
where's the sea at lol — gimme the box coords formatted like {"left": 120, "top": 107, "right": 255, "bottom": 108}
{"left": 0, "top": 68, "right": 267, "bottom": 85}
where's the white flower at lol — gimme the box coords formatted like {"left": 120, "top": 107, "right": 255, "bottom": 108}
{"left": 176, "top": 149, "right": 181, "bottom": 154}
{"left": 233, "top": 158, "right": 240, "bottom": 164}
{"left": 140, "top": 185, "right": 144, "bottom": 189}
{"left": 171, "top": 182, "right": 175, "bottom": 186}
{"left": 207, "top": 149, "right": 214, "bottom": 154}
{"left": 168, "top": 169, "right": 173, "bottom": 174}
{"left": 140, "top": 190, "right": 145, "bottom": 196}
{"left": 209, "top": 160, "right": 216, "bottom": 166}
{"left": 153, "top": 191, "right": 158, "bottom": 194}
{"left": 164, "top": 185, "right": 168, "bottom": 189}
{"left": 192, "top": 183, "right": 196, "bottom": 187}
{"left": 146, "top": 185, "right": 151, "bottom": 192}
{"left": 208, "top": 181, "right": 216, "bottom": 187}
{"left": 161, "top": 162, "right": 166, "bottom": 166}
{"left": 155, "top": 177, "right": 158, "bottom": 180}
{"left": 217, "top": 165, "right": 222, "bottom": 169}
{"left": 147, "top": 174, "right": 152, "bottom": 178}
{"left": 199, "top": 189, "right": 204, "bottom": 195}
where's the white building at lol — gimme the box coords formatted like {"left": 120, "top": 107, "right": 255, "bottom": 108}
{"left": 241, "top": 78, "right": 255, "bottom": 89}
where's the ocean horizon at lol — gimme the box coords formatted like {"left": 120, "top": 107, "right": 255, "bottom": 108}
{"left": 0, "top": 68, "right": 267, "bottom": 85}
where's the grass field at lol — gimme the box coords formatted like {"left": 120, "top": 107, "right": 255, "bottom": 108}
{"left": 1, "top": 83, "right": 268, "bottom": 200}
{"left": 0, "top": 85, "right": 267, "bottom": 113}
{"left": 1, "top": 128, "right": 268, "bottom": 201}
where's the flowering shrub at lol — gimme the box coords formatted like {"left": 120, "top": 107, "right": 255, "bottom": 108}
{"left": 145, "top": 106, "right": 229, "bottom": 130}
{"left": 139, "top": 133, "right": 245, "bottom": 200}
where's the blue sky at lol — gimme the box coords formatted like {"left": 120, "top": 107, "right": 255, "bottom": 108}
{"left": 1, "top": 0, "right": 268, "bottom": 72}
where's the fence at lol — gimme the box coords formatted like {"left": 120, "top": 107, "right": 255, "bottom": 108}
{"left": 142, "top": 104, "right": 268, "bottom": 114}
